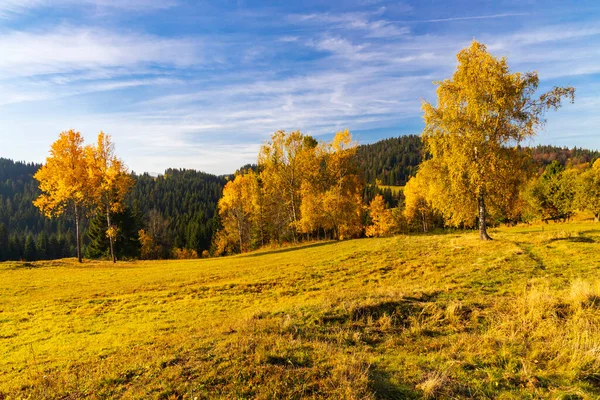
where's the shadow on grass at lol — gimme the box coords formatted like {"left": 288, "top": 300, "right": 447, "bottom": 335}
{"left": 11, "top": 262, "right": 38, "bottom": 269}
{"left": 369, "top": 367, "right": 419, "bottom": 400}
{"left": 550, "top": 236, "right": 595, "bottom": 243}
{"left": 578, "top": 228, "right": 600, "bottom": 234}
{"left": 241, "top": 241, "right": 338, "bottom": 258}
{"left": 513, "top": 242, "right": 547, "bottom": 270}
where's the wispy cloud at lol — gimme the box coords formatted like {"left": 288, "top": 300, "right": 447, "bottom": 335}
{"left": 0, "top": 26, "right": 201, "bottom": 78}
{"left": 289, "top": 10, "right": 410, "bottom": 38}
{"left": 0, "top": 0, "right": 176, "bottom": 18}
{"left": 410, "top": 13, "right": 530, "bottom": 23}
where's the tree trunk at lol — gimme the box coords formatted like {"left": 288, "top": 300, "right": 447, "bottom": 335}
{"left": 595, "top": 213, "right": 599, "bottom": 223}
{"left": 106, "top": 205, "right": 116, "bottom": 263}
{"left": 74, "top": 202, "right": 82, "bottom": 263}
{"left": 478, "top": 192, "right": 492, "bottom": 241}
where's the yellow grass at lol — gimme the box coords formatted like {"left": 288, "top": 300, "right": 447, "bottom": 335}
{"left": 377, "top": 185, "right": 403, "bottom": 195}
{"left": 2, "top": 222, "right": 600, "bottom": 398}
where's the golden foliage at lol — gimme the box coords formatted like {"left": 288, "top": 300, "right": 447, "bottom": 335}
{"left": 139, "top": 228, "right": 160, "bottom": 260}
{"left": 217, "top": 172, "right": 260, "bottom": 254}
{"left": 420, "top": 40, "right": 574, "bottom": 239}
{"left": 172, "top": 248, "right": 198, "bottom": 259}
{"left": 365, "top": 195, "right": 394, "bottom": 237}
{"left": 86, "top": 132, "right": 133, "bottom": 262}
{"left": 33, "top": 129, "right": 88, "bottom": 218}
{"left": 86, "top": 132, "right": 133, "bottom": 214}
{"left": 33, "top": 129, "right": 90, "bottom": 262}
{"left": 578, "top": 159, "right": 600, "bottom": 220}
{"left": 216, "top": 129, "right": 365, "bottom": 252}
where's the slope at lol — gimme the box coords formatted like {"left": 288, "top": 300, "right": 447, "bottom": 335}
{"left": 2, "top": 222, "right": 600, "bottom": 398}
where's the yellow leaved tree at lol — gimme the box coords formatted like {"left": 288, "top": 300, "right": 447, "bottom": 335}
{"left": 321, "top": 129, "right": 364, "bottom": 240}
{"left": 216, "top": 172, "right": 259, "bottom": 254}
{"left": 365, "top": 195, "right": 395, "bottom": 237}
{"left": 86, "top": 132, "right": 133, "bottom": 263}
{"left": 420, "top": 40, "right": 574, "bottom": 240}
{"left": 577, "top": 159, "right": 600, "bottom": 221}
{"left": 258, "top": 130, "right": 318, "bottom": 242}
{"left": 33, "top": 130, "right": 89, "bottom": 262}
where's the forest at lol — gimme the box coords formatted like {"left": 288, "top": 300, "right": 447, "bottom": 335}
{"left": 1, "top": 139, "right": 598, "bottom": 261}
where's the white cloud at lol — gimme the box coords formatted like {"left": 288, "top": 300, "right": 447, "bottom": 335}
{"left": 412, "top": 13, "right": 530, "bottom": 23}
{"left": 0, "top": 0, "right": 176, "bottom": 18}
{"left": 289, "top": 11, "right": 410, "bottom": 39}
{"left": 0, "top": 26, "right": 201, "bottom": 78}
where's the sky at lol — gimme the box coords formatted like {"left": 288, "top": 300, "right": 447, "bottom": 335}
{"left": 0, "top": 0, "right": 598, "bottom": 175}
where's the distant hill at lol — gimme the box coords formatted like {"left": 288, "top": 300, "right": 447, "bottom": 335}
{"left": 355, "top": 135, "right": 600, "bottom": 186}
{"left": 356, "top": 134, "right": 423, "bottom": 186}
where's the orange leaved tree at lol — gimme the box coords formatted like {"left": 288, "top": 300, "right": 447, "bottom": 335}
{"left": 33, "top": 130, "right": 89, "bottom": 262}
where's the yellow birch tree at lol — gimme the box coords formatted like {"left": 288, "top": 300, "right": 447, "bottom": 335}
{"left": 217, "top": 172, "right": 259, "bottom": 253}
{"left": 321, "top": 129, "right": 364, "bottom": 239}
{"left": 366, "top": 195, "right": 394, "bottom": 237}
{"left": 421, "top": 40, "right": 574, "bottom": 240}
{"left": 86, "top": 132, "right": 133, "bottom": 263}
{"left": 33, "top": 130, "right": 89, "bottom": 262}
{"left": 258, "top": 130, "right": 318, "bottom": 242}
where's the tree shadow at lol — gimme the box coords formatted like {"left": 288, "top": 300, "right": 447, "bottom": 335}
{"left": 241, "top": 241, "right": 338, "bottom": 258}
{"left": 10, "top": 262, "right": 39, "bottom": 269}
{"left": 513, "top": 242, "right": 547, "bottom": 270}
{"left": 579, "top": 229, "right": 600, "bottom": 236}
{"left": 369, "top": 366, "right": 419, "bottom": 399}
{"left": 550, "top": 236, "right": 595, "bottom": 243}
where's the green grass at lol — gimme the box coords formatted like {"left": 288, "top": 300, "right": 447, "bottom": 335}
{"left": 2, "top": 222, "right": 600, "bottom": 399}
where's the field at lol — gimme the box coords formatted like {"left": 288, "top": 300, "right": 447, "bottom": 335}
{"left": 2, "top": 222, "right": 600, "bottom": 399}
{"left": 377, "top": 185, "right": 403, "bottom": 196}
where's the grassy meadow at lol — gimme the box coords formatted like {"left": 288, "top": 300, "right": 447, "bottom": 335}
{"left": 2, "top": 222, "right": 600, "bottom": 399}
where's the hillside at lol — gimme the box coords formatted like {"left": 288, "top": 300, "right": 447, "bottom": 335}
{"left": 355, "top": 135, "right": 423, "bottom": 186}
{"left": 2, "top": 222, "right": 600, "bottom": 398}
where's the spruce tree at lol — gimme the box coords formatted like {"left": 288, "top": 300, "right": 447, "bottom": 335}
{"left": 86, "top": 207, "right": 141, "bottom": 259}
{"left": 36, "top": 232, "right": 49, "bottom": 260}
{"left": 23, "top": 233, "right": 37, "bottom": 261}
{"left": 0, "top": 223, "right": 8, "bottom": 261}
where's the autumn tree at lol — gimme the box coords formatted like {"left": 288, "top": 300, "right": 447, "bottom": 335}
{"left": 366, "top": 195, "right": 395, "bottom": 237}
{"left": 420, "top": 40, "right": 574, "bottom": 240}
{"left": 527, "top": 161, "right": 578, "bottom": 222}
{"left": 320, "top": 129, "right": 364, "bottom": 240}
{"left": 258, "top": 130, "right": 318, "bottom": 242}
{"left": 403, "top": 171, "right": 435, "bottom": 233}
{"left": 86, "top": 132, "right": 133, "bottom": 263}
{"left": 216, "top": 172, "right": 259, "bottom": 253}
{"left": 33, "top": 130, "right": 89, "bottom": 262}
{"left": 577, "top": 159, "right": 600, "bottom": 221}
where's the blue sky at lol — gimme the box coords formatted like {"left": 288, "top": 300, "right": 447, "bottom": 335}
{"left": 0, "top": 0, "right": 598, "bottom": 175}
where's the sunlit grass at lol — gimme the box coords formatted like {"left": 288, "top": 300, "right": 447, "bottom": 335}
{"left": 2, "top": 222, "right": 600, "bottom": 398}
{"left": 377, "top": 185, "right": 403, "bottom": 195}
